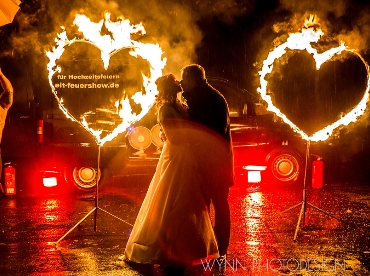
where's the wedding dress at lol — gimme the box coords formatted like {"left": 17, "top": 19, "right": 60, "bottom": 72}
{"left": 124, "top": 103, "right": 219, "bottom": 266}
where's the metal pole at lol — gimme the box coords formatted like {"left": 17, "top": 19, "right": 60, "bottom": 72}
{"left": 94, "top": 144, "right": 101, "bottom": 231}
{"left": 293, "top": 140, "right": 310, "bottom": 241}
{"left": 302, "top": 140, "right": 310, "bottom": 227}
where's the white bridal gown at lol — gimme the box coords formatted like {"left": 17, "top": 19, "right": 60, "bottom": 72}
{"left": 124, "top": 103, "right": 219, "bottom": 266}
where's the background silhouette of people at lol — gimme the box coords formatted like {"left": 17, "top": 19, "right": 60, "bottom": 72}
{"left": 0, "top": 67, "right": 14, "bottom": 193}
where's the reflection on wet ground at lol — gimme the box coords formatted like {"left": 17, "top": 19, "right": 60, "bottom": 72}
{"left": 1, "top": 176, "right": 370, "bottom": 275}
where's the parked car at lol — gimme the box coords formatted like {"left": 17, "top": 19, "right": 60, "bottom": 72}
{"left": 208, "top": 77, "right": 305, "bottom": 186}
{"left": 2, "top": 75, "right": 305, "bottom": 195}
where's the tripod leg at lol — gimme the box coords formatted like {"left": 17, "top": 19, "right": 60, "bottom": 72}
{"left": 302, "top": 200, "right": 307, "bottom": 228}
{"left": 265, "top": 202, "right": 302, "bottom": 221}
{"left": 293, "top": 202, "right": 305, "bottom": 241}
{"left": 94, "top": 145, "right": 100, "bottom": 232}
{"left": 55, "top": 207, "right": 97, "bottom": 244}
{"left": 306, "top": 202, "right": 355, "bottom": 228}
{"left": 94, "top": 207, "right": 98, "bottom": 231}
{"left": 98, "top": 207, "right": 133, "bottom": 227}
{"left": 306, "top": 203, "right": 341, "bottom": 220}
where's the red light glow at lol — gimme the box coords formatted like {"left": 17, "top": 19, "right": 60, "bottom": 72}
{"left": 247, "top": 171, "right": 262, "bottom": 183}
{"left": 43, "top": 177, "right": 58, "bottom": 187}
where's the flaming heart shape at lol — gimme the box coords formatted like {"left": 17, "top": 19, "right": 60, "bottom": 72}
{"left": 258, "top": 18, "right": 370, "bottom": 142}
{"left": 46, "top": 12, "right": 166, "bottom": 145}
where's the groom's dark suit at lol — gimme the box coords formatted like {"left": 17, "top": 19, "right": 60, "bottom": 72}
{"left": 183, "top": 80, "right": 234, "bottom": 257}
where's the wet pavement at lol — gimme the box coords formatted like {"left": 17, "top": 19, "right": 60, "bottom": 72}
{"left": 1, "top": 171, "right": 370, "bottom": 275}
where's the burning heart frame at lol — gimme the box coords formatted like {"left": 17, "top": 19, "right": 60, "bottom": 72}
{"left": 258, "top": 26, "right": 370, "bottom": 142}
{"left": 46, "top": 12, "right": 166, "bottom": 146}
{"left": 49, "top": 12, "right": 166, "bottom": 244}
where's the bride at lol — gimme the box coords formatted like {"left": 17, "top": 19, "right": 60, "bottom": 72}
{"left": 122, "top": 74, "right": 219, "bottom": 267}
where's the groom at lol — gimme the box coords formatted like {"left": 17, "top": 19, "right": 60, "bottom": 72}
{"left": 180, "top": 64, "right": 234, "bottom": 258}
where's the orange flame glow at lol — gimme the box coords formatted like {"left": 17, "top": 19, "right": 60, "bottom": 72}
{"left": 258, "top": 19, "right": 370, "bottom": 142}
{"left": 46, "top": 12, "right": 166, "bottom": 145}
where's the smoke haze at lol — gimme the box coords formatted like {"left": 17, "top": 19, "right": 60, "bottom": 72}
{"left": 3, "top": 0, "right": 369, "bottom": 75}
{"left": 1, "top": 0, "right": 258, "bottom": 78}
{"left": 278, "top": 0, "right": 370, "bottom": 52}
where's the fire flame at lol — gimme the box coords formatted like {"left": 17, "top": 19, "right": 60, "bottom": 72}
{"left": 46, "top": 12, "right": 166, "bottom": 145}
{"left": 258, "top": 18, "right": 370, "bottom": 142}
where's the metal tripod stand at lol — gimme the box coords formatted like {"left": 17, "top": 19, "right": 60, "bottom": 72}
{"left": 55, "top": 144, "right": 133, "bottom": 245}
{"left": 266, "top": 140, "right": 347, "bottom": 241}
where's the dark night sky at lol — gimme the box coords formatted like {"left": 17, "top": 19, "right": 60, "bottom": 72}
{"left": 1, "top": 0, "right": 370, "bottom": 141}
{"left": 1, "top": 0, "right": 370, "bottom": 86}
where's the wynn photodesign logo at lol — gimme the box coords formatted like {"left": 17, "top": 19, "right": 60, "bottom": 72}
{"left": 201, "top": 257, "right": 347, "bottom": 273}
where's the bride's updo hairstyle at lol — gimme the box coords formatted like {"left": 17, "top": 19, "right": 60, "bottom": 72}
{"left": 155, "top": 74, "right": 182, "bottom": 109}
